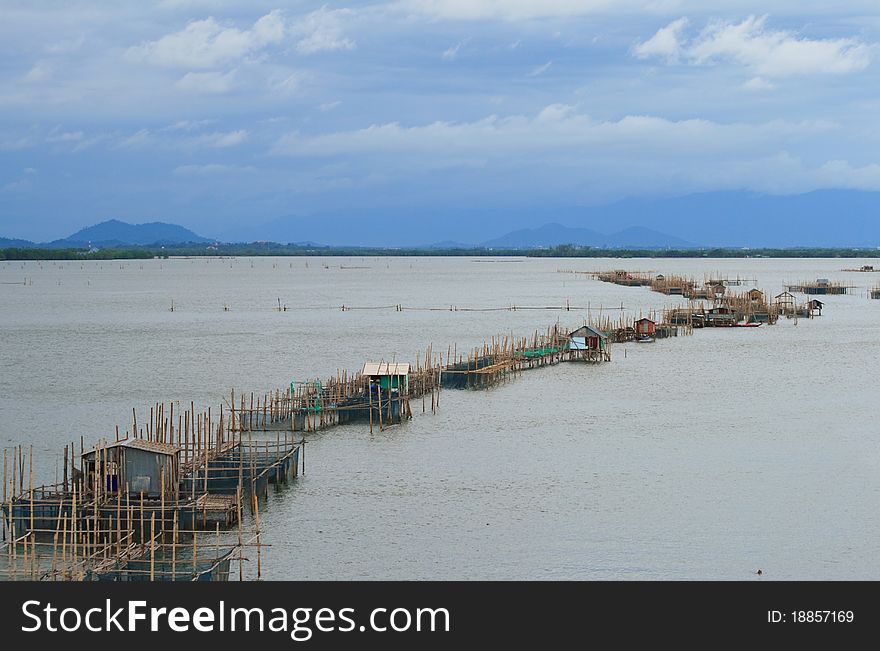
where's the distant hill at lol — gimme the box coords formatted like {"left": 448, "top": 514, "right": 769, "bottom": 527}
{"left": 233, "top": 189, "right": 880, "bottom": 247}
{"left": 481, "top": 223, "right": 693, "bottom": 249}
{"left": 542, "top": 190, "right": 880, "bottom": 248}
{"left": 51, "top": 219, "right": 210, "bottom": 247}
{"left": 0, "top": 236, "right": 36, "bottom": 248}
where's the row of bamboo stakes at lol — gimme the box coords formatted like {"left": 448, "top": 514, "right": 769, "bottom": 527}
{"left": 2, "top": 423, "right": 300, "bottom": 580}
{"left": 1, "top": 311, "right": 675, "bottom": 581}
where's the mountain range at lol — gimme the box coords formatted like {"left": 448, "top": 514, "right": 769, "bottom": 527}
{"left": 214, "top": 189, "right": 880, "bottom": 248}
{"left": 4, "top": 190, "right": 880, "bottom": 249}
{"left": 1, "top": 219, "right": 210, "bottom": 248}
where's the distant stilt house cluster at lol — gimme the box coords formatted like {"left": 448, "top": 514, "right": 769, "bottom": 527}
{"left": 786, "top": 278, "right": 852, "bottom": 295}
{"left": 583, "top": 268, "right": 844, "bottom": 327}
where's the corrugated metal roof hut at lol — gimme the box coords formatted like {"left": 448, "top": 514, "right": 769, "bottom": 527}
{"left": 362, "top": 362, "right": 410, "bottom": 392}
{"left": 634, "top": 318, "right": 656, "bottom": 336}
{"left": 568, "top": 325, "right": 607, "bottom": 351}
{"left": 82, "top": 438, "right": 180, "bottom": 499}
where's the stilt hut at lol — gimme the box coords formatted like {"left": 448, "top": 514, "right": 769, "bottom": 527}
{"left": 774, "top": 291, "right": 796, "bottom": 313}
{"left": 808, "top": 299, "right": 824, "bottom": 316}
{"left": 81, "top": 439, "right": 180, "bottom": 499}
{"left": 706, "top": 306, "right": 736, "bottom": 327}
{"left": 634, "top": 318, "right": 656, "bottom": 337}
{"left": 362, "top": 362, "right": 410, "bottom": 393}
{"left": 568, "top": 325, "right": 607, "bottom": 351}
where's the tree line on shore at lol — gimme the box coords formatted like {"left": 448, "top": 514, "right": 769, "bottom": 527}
{"left": 1, "top": 242, "right": 878, "bottom": 261}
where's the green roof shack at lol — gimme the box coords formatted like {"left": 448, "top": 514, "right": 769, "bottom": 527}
{"left": 363, "top": 362, "right": 410, "bottom": 393}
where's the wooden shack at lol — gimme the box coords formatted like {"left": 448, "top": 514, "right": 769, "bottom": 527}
{"left": 568, "top": 325, "right": 607, "bottom": 351}
{"left": 82, "top": 438, "right": 180, "bottom": 499}
{"left": 634, "top": 317, "right": 656, "bottom": 337}
{"left": 774, "top": 291, "right": 796, "bottom": 309}
{"left": 808, "top": 299, "right": 824, "bottom": 316}
{"left": 747, "top": 288, "right": 765, "bottom": 302}
{"left": 362, "top": 362, "right": 410, "bottom": 393}
{"left": 706, "top": 306, "right": 736, "bottom": 327}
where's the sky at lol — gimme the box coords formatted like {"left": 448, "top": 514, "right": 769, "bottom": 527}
{"left": 2, "top": 1, "right": 880, "bottom": 244}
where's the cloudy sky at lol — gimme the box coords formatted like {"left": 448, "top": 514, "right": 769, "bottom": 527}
{"left": 2, "top": 1, "right": 880, "bottom": 243}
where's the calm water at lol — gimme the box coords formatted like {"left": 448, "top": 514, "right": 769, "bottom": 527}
{"left": 1, "top": 256, "right": 878, "bottom": 580}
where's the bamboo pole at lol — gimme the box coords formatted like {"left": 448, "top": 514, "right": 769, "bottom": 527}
{"left": 150, "top": 512, "right": 155, "bottom": 581}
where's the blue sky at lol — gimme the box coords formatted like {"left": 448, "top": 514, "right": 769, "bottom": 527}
{"left": 2, "top": 1, "right": 880, "bottom": 244}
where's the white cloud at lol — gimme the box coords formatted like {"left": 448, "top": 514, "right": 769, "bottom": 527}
{"left": 127, "top": 10, "right": 286, "bottom": 68}
{"left": 527, "top": 61, "right": 553, "bottom": 76}
{"left": 160, "top": 119, "right": 219, "bottom": 132}
{"left": 273, "top": 106, "right": 834, "bottom": 158}
{"left": 636, "top": 15, "right": 874, "bottom": 76}
{"left": 117, "top": 129, "right": 153, "bottom": 148}
{"left": 22, "top": 62, "right": 54, "bottom": 83}
{"left": 319, "top": 100, "right": 343, "bottom": 111}
{"left": 116, "top": 128, "right": 246, "bottom": 149}
{"left": 46, "top": 130, "right": 84, "bottom": 143}
{"left": 633, "top": 17, "right": 688, "bottom": 63}
{"left": 742, "top": 76, "right": 774, "bottom": 91}
{"left": 442, "top": 42, "right": 462, "bottom": 60}
{"left": 401, "top": 1, "right": 880, "bottom": 21}
{"left": 269, "top": 72, "right": 302, "bottom": 95}
{"left": 176, "top": 69, "right": 237, "bottom": 93}
{"left": 813, "top": 159, "right": 880, "bottom": 190}
{"left": 400, "top": 0, "right": 621, "bottom": 21}
{"left": 271, "top": 107, "right": 880, "bottom": 194}
{"left": 536, "top": 103, "right": 575, "bottom": 121}
{"left": 294, "top": 7, "right": 355, "bottom": 54}
{"left": 195, "top": 130, "right": 248, "bottom": 147}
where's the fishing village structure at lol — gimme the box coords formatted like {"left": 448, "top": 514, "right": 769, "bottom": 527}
{"left": 2, "top": 401, "right": 304, "bottom": 581}
{"left": 583, "top": 268, "right": 844, "bottom": 327}
{"left": 3, "top": 266, "right": 837, "bottom": 581}
{"left": 786, "top": 279, "right": 852, "bottom": 295}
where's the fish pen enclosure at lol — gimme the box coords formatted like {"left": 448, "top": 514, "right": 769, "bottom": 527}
{"left": 590, "top": 270, "right": 655, "bottom": 287}
{"left": 2, "top": 429, "right": 292, "bottom": 580}
{"left": 2, "top": 517, "right": 254, "bottom": 582}
{"left": 650, "top": 275, "right": 696, "bottom": 296}
{"left": 441, "top": 323, "right": 612, "bottom": 391}
{"left": 230, "top": 357, "right": 442, "bottom": 434}
{"left": 181, "top": 436, "right": 302, "bottom": 500}
{"left": 786, "top": 279, "right": 852, "bottom": 295}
